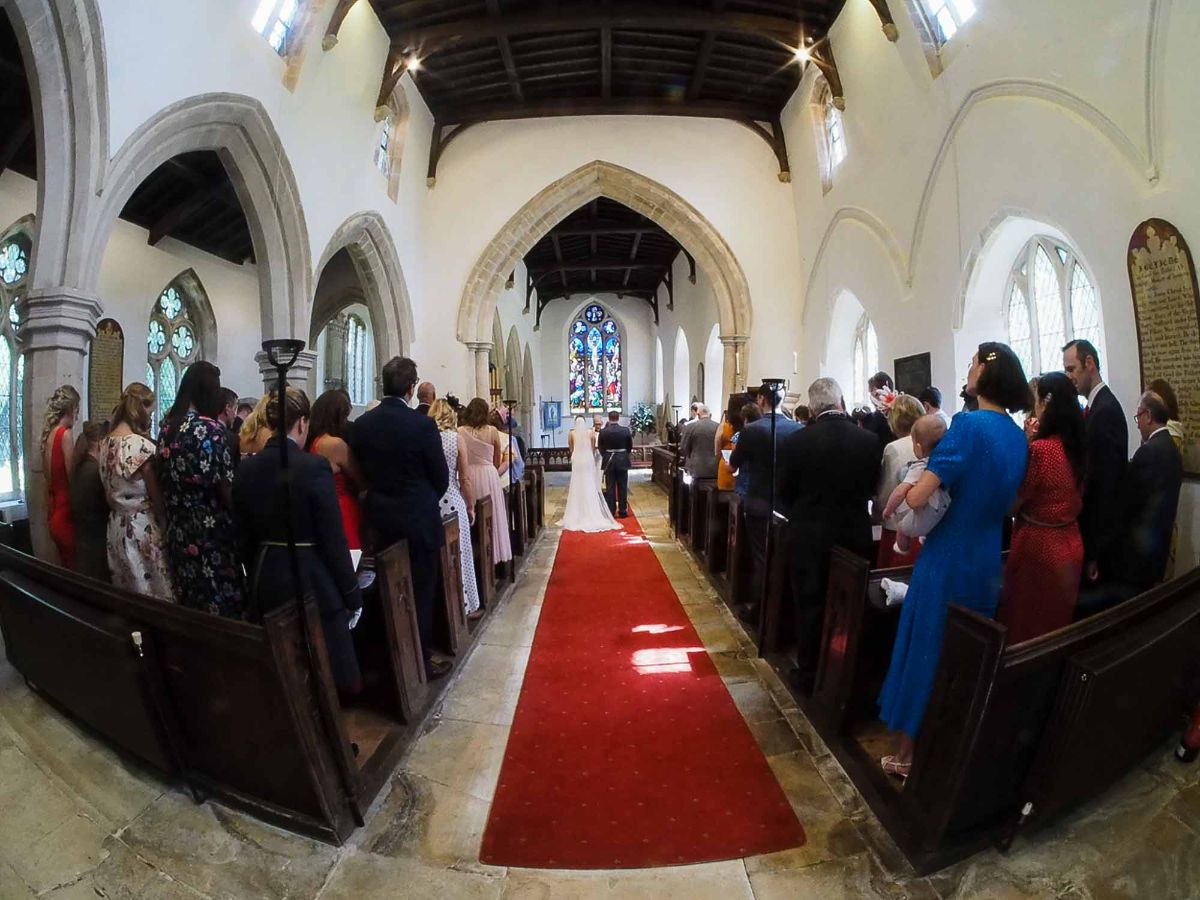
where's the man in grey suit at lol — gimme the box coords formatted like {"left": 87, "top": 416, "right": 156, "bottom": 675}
{"left": 598, "top": 411, "right": 633, "bottom": 517}
{"left": 679, "top": 404, "right": 719, "bottom": 480}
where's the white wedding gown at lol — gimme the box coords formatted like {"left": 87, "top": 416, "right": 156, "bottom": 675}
{"left": 560, "top": 419, "right": 620, "bottom": 532}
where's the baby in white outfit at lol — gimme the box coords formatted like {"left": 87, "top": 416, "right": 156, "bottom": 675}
{"left": 883, "top": 414, "right": 952, "bottom": 554}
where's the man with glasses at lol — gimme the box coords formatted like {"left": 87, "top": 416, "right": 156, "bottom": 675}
{"left": 1062, "top": 339, "right": 1127, "bottom": 583}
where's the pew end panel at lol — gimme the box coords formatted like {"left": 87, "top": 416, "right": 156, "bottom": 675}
{"left": 724, "top": 495, "right": 749, "bottom": 606}
{"left": 689, "top": 479, "right": 716, "bottom": 556}
{"left": 704, "top": 490, "right": 732, "bottom": 576}
{"left": 376, "top": 541, "right": 430, "bottom": 722}
{"left": 472, "top": 496, "right": 497, "bottom": 609}
{"left": 437, "top": 514, "right": 470, "bottom": 654}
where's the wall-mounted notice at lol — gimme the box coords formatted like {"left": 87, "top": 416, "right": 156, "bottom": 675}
{"left": 1128, "top": 218, "right": 1200, "bottom": 475}
{"left": 88, "top": 318, "right": 124, "bottom": 423}
{"left": 894, "top": 352, "right": 932, "bottom": 399}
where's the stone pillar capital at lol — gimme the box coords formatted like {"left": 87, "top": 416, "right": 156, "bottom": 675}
{"left": 255, "top": 348, "right": 318, "bottom": 390}
{"left": 22, "top": 288, "right": 103, "bottom": 353}
{"left": 466, "top": 341, "right": 493, "bottom": 353}
{"left": 717, "top": 333, "right": 749, "bottom": 347}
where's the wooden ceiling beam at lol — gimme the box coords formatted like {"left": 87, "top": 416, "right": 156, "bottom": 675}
{"left": 148, "top": 178, "right": 232, "bottom": 247}
{"left": 622, "top": 230, "right": 643, "bottom": 288}
{"left": 550, "top": 233, "right": 568, "bottom": 289}
{"left": 600, "top": 26, "right": 612, "bottom": 99}
{"left": 390, "top": 5, "right": 808, "bottom": 52}
{"left": 687, "top": 0, "right": 725, "bottom": 100}
{"left": 436, "top": 96, "right": 776, "bottom": 125}
{"left": 484, "top": 0, "right": 524, "bottom": 102}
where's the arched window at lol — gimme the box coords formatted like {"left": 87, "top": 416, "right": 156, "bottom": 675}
{"left": 0, "top": 227, "right": 28, "bottom": 497}
{"left": 374, "top": 84, "right": 409, "bottom": 202}
{"left": 852, "top": 313, "right": 879, "bottom": 407}
{"left": 1006, "top": 237, "right": 1102, "bottom": 376}
{"left": 321, "top": 311, "right": 371, "bottom": 406}
{"left": 568, "top": 303, "right": 622, "bottom": 414}
{"left": 146, "top": 278, "right": 202, "bottom": 431}
{"left": 824, "top": 87, "right": 847, "bottom": 171}
{"left": 654, "top": 336, "right": 665, "bottom": 404}
{"left": 917, "top": 0, "right": 977, "bottom": 46}
{"left": 252, "top": 0, "right": 301, "bottom": 54}
{"left": 811, "top": 78, "right": 847, "bottom": 192}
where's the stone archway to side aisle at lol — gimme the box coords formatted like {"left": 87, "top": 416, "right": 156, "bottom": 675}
{"left": 456, "top": 160, "right": 753, "bottom": 398}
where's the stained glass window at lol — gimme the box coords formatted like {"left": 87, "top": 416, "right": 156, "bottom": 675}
{"left": 147, "top": 276, "right": 203, "bottom": 432}
{"left": 0, "top": 231, "right": 28, "bottom": 497}
{"left": 568, "top": 304, "right": 622, "bottom": 414}
{"left": 252, "top": 0, "right": 300, "bottom": 54}
{"left": 852, "top": 313, "right": 879, "bottom": 408}
{"left": 919, "top": 0, "right": 976, "bottom": 46}
{"left": 1006, "top": 236, "right": 1105, "bottom": 376}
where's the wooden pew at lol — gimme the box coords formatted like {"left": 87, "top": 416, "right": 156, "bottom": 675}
{"left": 724, "top": 494, "right": 750, "bottom": 606}
{"left": 523, "top": 470, "right": 539, "bottom": 541}
{"left": 532, "top": 465, "right": 545, "bottom": 532}
{"left": 651, "top": 446, "right": 675, "bottom": 493}
{"left": 507, "top": 479, "right": 528, "bottom": 559}
{"left": 672, "top": 469, "right": 691, "bottom": 539}
{"left": 689, "top": 478, "right": 717, "bottom": 556}
{"left": 704, "top": 490, "right": 733, "bottom": 577}
{"left": 471, "top": 495, "right": 497, "bottom": 608}
{"left": 437, "top": 515, "right": 469, "bottom": 654}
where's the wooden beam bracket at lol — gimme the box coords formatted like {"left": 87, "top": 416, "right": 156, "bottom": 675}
{"left": 866, "top": 0, "right": 900, "bottom": 42}
{"left": 425, "top": 122, "right": 475, "bottom": 186}
{"left": 322, "top": 0, "right": 357, "bottom": 51}
{"left": 810, "top": 41, "right": 845, "bottom": 110}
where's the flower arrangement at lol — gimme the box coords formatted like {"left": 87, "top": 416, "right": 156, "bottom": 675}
{"left": 630, "top": 402, "right": 656, "bottom": 435}
{"left": 870, "top": 388, "right": 898, "bottom": 413}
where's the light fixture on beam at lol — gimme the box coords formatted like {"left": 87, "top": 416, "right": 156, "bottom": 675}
{"left": 406, "top": 55, "right": 422, "bottom": 73}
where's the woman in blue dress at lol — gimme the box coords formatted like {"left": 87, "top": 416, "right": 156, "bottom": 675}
{"left": 879, "top": 342, "right": 1032, "bottom": 778}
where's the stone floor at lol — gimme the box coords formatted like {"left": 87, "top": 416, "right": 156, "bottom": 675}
{"left": 0, "top": 475, "right": 1198, "bottom": 898}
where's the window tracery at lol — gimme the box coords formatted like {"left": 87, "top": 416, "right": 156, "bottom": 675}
{"left": 146, "top": 279, "right": 202, "bottom": 432}
{"left": 568, "top": 303, "right": 622, "bottom": 414}
{"left": 852, "top": 313, "right": 879, "bottom": 408}
{"left": 0, "top": 228, "right": 27, "bottom": 497}
{"left": 252, "top": 0, "right": 300, "bottom": 54}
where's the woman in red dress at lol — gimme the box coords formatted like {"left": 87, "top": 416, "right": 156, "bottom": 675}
{"left": 306, "top": 389, "right": 364, "bottom": 549}
{"left": 998, "top": 372, "right": 1086, "bottom": 644}
{"left": 41, "top": 384, "right": 80, "bottom": 568}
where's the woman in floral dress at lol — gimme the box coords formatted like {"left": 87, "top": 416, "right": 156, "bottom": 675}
{"left": 429, "top": 399, "right": 481, "bottom": 617}
{"left": 100, "top": 383, "right": 174, "bottom": 600}
{"left": 156, "top": 361, "right": 243, "bottom": 617}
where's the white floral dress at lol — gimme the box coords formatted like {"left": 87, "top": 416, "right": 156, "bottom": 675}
{"left": 439, "top": 430, "right": 481, "bottom": 614}
{"left": 99, "top": 434, "right": 175, "bottom": 601}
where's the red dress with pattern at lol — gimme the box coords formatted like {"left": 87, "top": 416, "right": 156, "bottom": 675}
{"left": 998, "top": 437, "right": 1084, "bottom": 644}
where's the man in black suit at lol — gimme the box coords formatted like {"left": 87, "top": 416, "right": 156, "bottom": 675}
{"left": 415, "top": 381, "right": 436, "bottom": 417}
{"left": 862, "top": 371, "right": 897, "bottom": 450}
{"left": 1063, "top": 339, "right": 1128, "bottom": 583}
{"left": 598, "top": 411, "right": 633, "bottom": 517}
{"left": 778, "top": 377, "right": 883, "bottom": 692}
{"left": 350, "top": 357, "right": 451, "bottom": 678}
{"left": 1102, "top": 391, "right": 1183, "bottom": 592}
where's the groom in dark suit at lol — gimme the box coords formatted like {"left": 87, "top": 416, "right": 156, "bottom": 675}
{"left": 598, "top": 411, "right": 633, "bottom": 517}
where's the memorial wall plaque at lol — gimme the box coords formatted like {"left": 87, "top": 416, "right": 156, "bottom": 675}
{"left": 894, "top": 352, "right": 932, "bottom": 398}
{"left": 88, "top": 318, "right": 124, "bottom": 422}
{"left": 1128, "top": 218, "right": 1200, "bottom": 475}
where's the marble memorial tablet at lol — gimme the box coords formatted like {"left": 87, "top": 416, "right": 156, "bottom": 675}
{"left": 1128, "top": 218, "right": 1200, "bottom": 474}
{"left": 88, "top": 318, "right": 124, "bottom": 422}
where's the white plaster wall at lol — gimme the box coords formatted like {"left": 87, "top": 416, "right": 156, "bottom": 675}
{"left": 782, "top": 0, "right": 1199, "bottom": 567}
{"left": 654, "top": 253, "right": 723, "bottom": 413}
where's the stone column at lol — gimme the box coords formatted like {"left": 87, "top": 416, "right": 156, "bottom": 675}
{"left": 468, "top": 341, "right": 492, "bottom": 399}
{"left": 255, "top": 348, "right": 318, "bottom": 392}
{"left": 23, "top": 287, "right": 103, "bottom": 561}
{"left": 719, "top": 334, "right": 750, "bottom": 397}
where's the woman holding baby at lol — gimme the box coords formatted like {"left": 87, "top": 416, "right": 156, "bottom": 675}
{"left": 878, "top": 343, "right": 1031, "bottom": 778}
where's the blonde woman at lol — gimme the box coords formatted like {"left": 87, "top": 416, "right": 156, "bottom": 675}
{"left": 238, "top": 394, "right": 272, "bottom": 457}
{"left": 99, "top": 383, "right": 174, "bottom": 600}
{"left": 41, "top": 385, "right": 80, "bottom": 567}
{"left": 429, "top": 398, "right": 481, "bottom": 617}
{"left": 874, "top": 393, "right": 926, "bottom": 568}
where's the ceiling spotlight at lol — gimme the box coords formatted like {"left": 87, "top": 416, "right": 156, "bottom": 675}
{"left": 406, "top": 55, "right": 422, "bottom": 72}
{"left": 794, "top": 45, "right": 811, "bottom": 63}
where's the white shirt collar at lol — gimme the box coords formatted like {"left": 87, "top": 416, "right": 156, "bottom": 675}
{"left": 1086, "top": 380, "right": 1106, "bottom": 407}
{"left": 1147, "top": 426, "right": 1169, "bottom": 442}
{"left": 816, "top": 409, "right": 842, "bottom": 420}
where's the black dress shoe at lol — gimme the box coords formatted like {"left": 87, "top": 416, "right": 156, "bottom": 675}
{"left": 426, "top": 658, "right": 452, "bottom": 680}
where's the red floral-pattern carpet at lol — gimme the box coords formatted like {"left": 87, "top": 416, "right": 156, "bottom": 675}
{"left": 480, "top": 512, "right": 805, "bottom": 869}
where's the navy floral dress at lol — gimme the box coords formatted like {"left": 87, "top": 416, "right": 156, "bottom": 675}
{"left": 157, "top": 411, "right": 244, "bottom": 617}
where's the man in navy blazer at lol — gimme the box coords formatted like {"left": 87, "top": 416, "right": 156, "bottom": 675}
{"left": 350, "top": 356, "right": 450, "bottom": 678}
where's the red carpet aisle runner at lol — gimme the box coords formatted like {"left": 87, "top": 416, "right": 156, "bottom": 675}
{"left": 480, "top": 512, "right": 805, "bottom": 869}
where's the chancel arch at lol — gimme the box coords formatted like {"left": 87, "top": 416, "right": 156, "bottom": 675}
{"left": 457, "top": 161, "right": 752, "bottom": 399}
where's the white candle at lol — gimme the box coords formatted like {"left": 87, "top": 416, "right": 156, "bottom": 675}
{"left": 792, "top": 351, "right": 798, "bottom": 374}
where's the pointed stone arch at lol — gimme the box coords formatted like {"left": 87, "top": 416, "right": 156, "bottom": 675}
{"left": 313, "top": 211, "right": 413, "bottom": 362}
{"left": 457, "top": 161, "right": 752, "bottom": 396}
{"left": 80, "top": 94, "right": 311, "bottom": 344}
{"left": 521, "top": 344, "right": 535, "bottom": 437}
{"left": 504, "top": 326, "right": 521, "bottom": 402}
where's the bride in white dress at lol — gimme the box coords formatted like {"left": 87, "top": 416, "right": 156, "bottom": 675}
{"left": 560, "top": 416, "right": 620, "bottom": 532}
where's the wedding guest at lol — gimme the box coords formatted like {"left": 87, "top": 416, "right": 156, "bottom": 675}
{"left": 239, "top": 394, "right": 272, "bottom": 457}
{"left": 918, "top": 386, "right": 953, "bottom": 429}
{"left": 235, "top": 386, "right": 362, "bottom": 694}
{"left": 732, "top": 402, "right": 762, "bottom": 498}
{"left": 351, "top": 357, "right": 451, "bottom": 679}
{"left": 218, "top": 387, "right": 241, "bottom": 468}
{"left": 728, "top": 383, "right": 801, "bottom": 625}
{"left": 715, "top": 395, "right": 751, "bottom": 493}
{"left": 40, "top": 384, "right": 79, "bottom": 567}
{"left": 1148, "top": 377, "right": 1184, "bottom": 578}
{"left": 68, "top": 421, "right": 111, "bottom": 582}
{"left": 306, "top": 389, "right": 364, "bottom": 550}
{"left": 879, "top": 342, "right": 1030, "bottom": 778}
{"left": 100, "top": 384, "right": 174, "bottom": 600}
{"left": 415, "top": 381, "right": 436, "bottom": 417}
{"left": 863, "top": 372, "right": 897, "bottom": 449}
{"left": 778, "top": 378, "right": 882, "bottom": 691}
{"left": 430, "top": 398, "right": 481, "bottom": 618}
{"left": 680, "top": 403, "right": 718, "bottom": 479}
{"left": 794, "top": 405, "right": 813, "bottom": 426}
{"left": 874, "top": 394, "right": 925, "bottom": 568}
{"left": 1062, "top": 339, "right": 1127, "bottom": 583}
{"left": 157, "top": 361, "right": 243, "bottom": 618}
{"left": 882, "top": 414, "right": 952, "bottom": 555}
{"left": 498, "top": 401, "right": 528, "bottom": 459}
{"left": 460, "top": 398, "right": 513, "bottom": 564}
{"left": 489, "top": 408, "right": 523, "bottom": 483}
{"left": 997, "top": 373, "right": 1086, "bottom": 643}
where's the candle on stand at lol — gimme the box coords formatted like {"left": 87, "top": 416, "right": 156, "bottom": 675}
{"left": 792, "top": 351, "right": 798, "bottom": 374}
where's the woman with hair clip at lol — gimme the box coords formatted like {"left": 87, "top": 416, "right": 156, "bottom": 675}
{"left": 878, "top": 342, "right": 1031, "bottom": 778}
{"left": 41, "top": 384, "right": 80, "bottom": 567}
{"left": 156, "top": 361, "right": 242, "bottom": 617}
{"left": 458, "top": 397, "right": 512, "bottom": 563}
{"left": 99, "top": 384, "right": 174, "bottom": 599}
{"left": 306, "top": 389, "right": 364, "bottom": 550}
{"left": 69, "top": 420, "right": 112, "bottom": 582}
{"left": 234, "top": 386, "right": 362, "bottom": 695}
{"left": 997, "top": 372, "right": 1086, "bottom": 643}
{"left": 238, "top": 394, "right": 272, "bottom": 457}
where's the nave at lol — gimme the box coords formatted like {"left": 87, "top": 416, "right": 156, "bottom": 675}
{"left": 0, "top": 477, "right": 1197, "bottom": 899}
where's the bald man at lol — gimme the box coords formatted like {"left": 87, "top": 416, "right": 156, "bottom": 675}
{"left": 415, "top": 382, "right": 436, "bottom": 416}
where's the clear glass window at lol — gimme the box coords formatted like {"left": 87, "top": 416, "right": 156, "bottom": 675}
{"left": 252, "top": 0, "right": 300, "bottom": 55}
{"left": 0, "top": 231, "right": 29, "bottom": 497}
{"left": 852, "top": 313, "right": 879, "bottom": 407}
{"left": 920, "top": 0, "right": 977, "bottom": 46}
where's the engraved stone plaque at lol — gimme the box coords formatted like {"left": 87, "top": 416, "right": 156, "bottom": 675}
{"left": 1128, "top": 219, "right": 1200, "bottom": 474}
{"left": 88, "top": 318, "right": 124, "bottom": 423}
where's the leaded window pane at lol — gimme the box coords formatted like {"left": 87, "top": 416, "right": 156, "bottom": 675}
{"left": 1070, "top": 262, "right": 1102, "bottom": 349}
{"left": 157, "top": 361, "right": 176, "bottom": 430}
{"left": 568, "top": 305, "right": 622, "bottom": 413}
{"left": 147, "top": 319, "right": 167, "bottom": 355}
{"left": 159, "top": 287, "right": 182, "bottom": 319}
{"left": 0, "top": 337, "right": 11, "bottom": 494}
{"left": 171, "top": 323, "right": 196, "bottom": 360}
{"left": 0, "top": 240, "right": 28, "bottom": 286}
{"left": 825, "top": 95, "right": 846, "bottom": 169}
{"left": 1033, "top": 244, "right": 1065, "bottom": 374}
{"left": 15, "top": 352, "right": 23, "bottom": 493}
{"left": 8, "top": 299, "right": 18, "bottom": 331}
{"left": 1007, "top": 284, "right": 1035, "bottom": 376}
